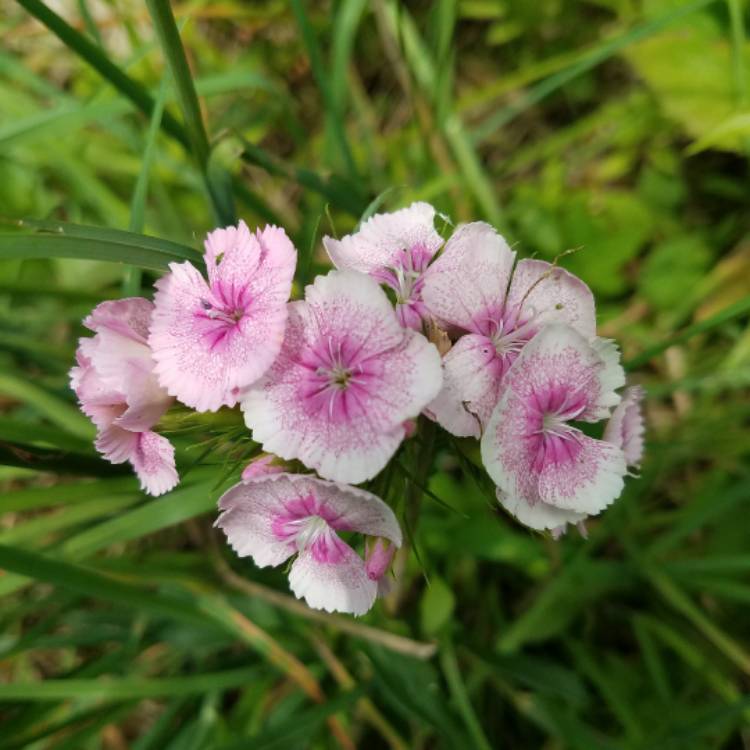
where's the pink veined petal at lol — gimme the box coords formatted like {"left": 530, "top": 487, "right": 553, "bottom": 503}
{"left": 242, "top": 271, "right": 443, "bottom": 484}
{"left": 421, "top": 221, "right": 516, "bottom": 332}
{"left": 83, "top": 326, "right": 158, "bottom": 397}
{"left": 215, "top": 483, "right": 298, "bottom": 569}
{"left": 496, "top": 488, "right": 587, "bottom": 532}
{"left": 84, "top": 297, "right": 153, "bottom": 343}
{"left": 203, "top": 220, "right": 258, "bottom": 286}
{"left": 603, "top": 385, "right": 645, "bottom": 468}
{"left": 130, "top": 431, "right": 179, "bottom": 497}
{"left": 536, "top": 435, "right": 626, "bottom": 515}
{"left": 481, "top": 324, "right": 628, "bottom": 520}
{"left": 323, "top": 201, "right": 443, "bottom": 275}
{"left": 302, "top": 269, "right": 405, "bottom": 358}
{"left": 504, "top": 259, "right": 596, "bottom": 339}
{"left": 149, "top": 224, "right": 295, "bottom": 412}
{"left": 115, "top": 392, "right": 171, "bottom": 433}
{"left": 427, "top": 333, "right": 503, "bottom": 438}
{"left": 288, "top": 542, "right": 378, "bottom": 616}
{"left": 70, "top": 351, "right": 126, "bottom": 430}
{"left": 95, "top": 424, "right": 138, "bottom": 464}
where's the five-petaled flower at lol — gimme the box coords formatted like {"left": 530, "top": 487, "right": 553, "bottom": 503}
{"left": 481, "top": 324, "right": 627, "bottom": 533}
{"left": 216, "top": 473, "right": 402, "bottom": 615}
{"left": 323, "top": 202, "right": 444, "bottom": 330}
{"left": 70, "top": 298, "right": 178, "bottom": 496}
{"left": 149, "top": 221, "right": 296, "bottom": 412}
{"left": 241, "top": 269, "right": 443, "bottom": 484}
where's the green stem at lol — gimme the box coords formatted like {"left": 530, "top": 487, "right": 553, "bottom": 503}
{"left": 122, "top": 75, "right": 169, "bottom": 297}
{"left": 440, "top": 639, "right": 493, "bottom": 750}
{"left": 405, "top": 417, "right": 438, "bottom": 537}
{"left": 145, "top": 0, "right": 209, "bottom": 168}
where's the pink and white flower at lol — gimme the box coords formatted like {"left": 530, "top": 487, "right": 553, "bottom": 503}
{"left": 604, "top": 385, "right": 645, "bottom": 470}
{"left": 323, "top": 202, "right": 444, "bottom": 330}
{"left": 216, "top": 473, "right": 402, "bottom": 615}
{"left": 420, "top": 222, "right": 597, "bottom": 437}
{"left": 241, "top": 270, "right": 443, "bottom": 484}
{"left": 70, "top": 298, "right": 178, "bottom": 496}
{"left": 480, "top": 324, "right": 627, "bottom": 532}
{"left": 149, "top": 221, "right": 296, "bottom": 412}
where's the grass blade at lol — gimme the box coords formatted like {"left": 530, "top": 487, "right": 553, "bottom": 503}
{"left": 625, "top": 295, "right": 750, "bottom": 370}
{"left": 123, "top": 74, "right": 169, "bottom": 295}
{"left": 0, "top": 668, "right": 262, "bottom": 701}
{"left": 144, "top": 0, "right": 209, "bottom": 168}
{"left": 1, "top": 221, "right": 201, "bottom": 270}
{"left": 14, "top": 0, "right": 188, "bottom": 149}
{"left": 289, "top": 0, "right": 358, "bottom": 178}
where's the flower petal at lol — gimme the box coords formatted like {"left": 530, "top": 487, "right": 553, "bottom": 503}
{"left": 496, "top": 488, "right": 587, "bottom": 532}
{"left": 95, "top": 424, "right": 137, "bottom": 464}
{"left": 130, "top": 431, "right": 179, "bottom": 497}
{"left": 537, "top": 435, "right": 626, "bottom": 515}
{"left": 288, "top": 543, "right": 377, "bottom": 616}
{"left": 324, "top": 202, "right": 442, "bottom": 274}
{"left": 505, "top": 259, "right": 596, "bottom": 339}
{"left": 604, "top": 385, "right": 645, "bottom": 468}
{"left": 421, "top": 221, "right": 516, "bottom": 332}
{"left": 215, "top": 479, "right": 302, "bottom": 568}
{"left": 83, "top": 297, "right": 153, "bottom": 344}
{"left": 426, "top": 334, "right": 500, "bottom": 437}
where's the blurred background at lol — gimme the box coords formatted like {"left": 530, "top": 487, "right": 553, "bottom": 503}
{"left": 1, "top": 0, "right": 749, "bottom": 747}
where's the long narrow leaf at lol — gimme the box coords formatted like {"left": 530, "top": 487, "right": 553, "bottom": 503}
{"left": 14, "top": 0, "right": 188, "bottom": 149}
{"left": 1, "top": 221, "right": 201, "bottom": 270}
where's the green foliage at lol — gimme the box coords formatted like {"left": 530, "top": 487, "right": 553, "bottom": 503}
{"left": 1, "top": 0, "right": 749, "bottom": 748}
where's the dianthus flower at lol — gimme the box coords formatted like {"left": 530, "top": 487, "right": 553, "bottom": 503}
{"left": 149, "top": 221, "right": 296, "bottom": 412}
{"left": 70, "top": 298, "right": 177, "bottom": 496}
{"left": 241, "top": 270, "right": 443, "bottom": 484}
{"left": 216, "top": 473, "right": 402, "bottom": 615}
{"left": 323, "top": 202, "right": 444, "bottom": 330}
{"left": 480, "top": 324, "right": 626, "bottom": 532}
{"left": 421, "top": 222, "right": 596, "bottom": 437}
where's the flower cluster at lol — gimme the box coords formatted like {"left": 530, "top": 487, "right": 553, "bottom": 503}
{"left": 71, "top": 203, "right": 644, "bottom": 616}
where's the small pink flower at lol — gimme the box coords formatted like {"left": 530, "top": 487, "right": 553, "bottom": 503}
{"left": 241, "top": 270, "right": 443, "bottom": 484}
{"left": 323, "top": 202, "right": 444, "bottom": 330}
{"left": 70, "top": 298, "right": 178, "bottom": 496}
{"left": 604, "top": 386, "right": 645, "bottom": 470}
{"left": 420, "top": 222, "right": 597, "bottom": 437}
{"left": 481, "top": 324, "right": 626, "bottom": 532}
{"left": 149, "top": 221, "right": 296, "bottom": 412}
{"left": 241, "top": 454, "right": 284, "bottom": 482}
{"left": 216, "top": 473, "right": 402, "bottom": 616}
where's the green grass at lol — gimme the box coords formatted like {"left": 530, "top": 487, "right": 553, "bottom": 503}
{"left": 1, "top": 0, "right": 749, "bottom": 748}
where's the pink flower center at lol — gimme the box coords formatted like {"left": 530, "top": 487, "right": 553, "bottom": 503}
{"left": 473, "top": 309, "right": 538, "bottom": 381}
{"left": 371, "top": 243, "right": 433, "bottom": 327}
{"left": 526, "top": 386, "right": 588, "bottom": 473}
{"left": 196, "top": 279, "right": 252, "bottom": 349}
{"left": 298, "top": 335, "right": 380, "bottom": 423}
{"left": 271, "top": 493, "right": 349, "bottom": 563}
